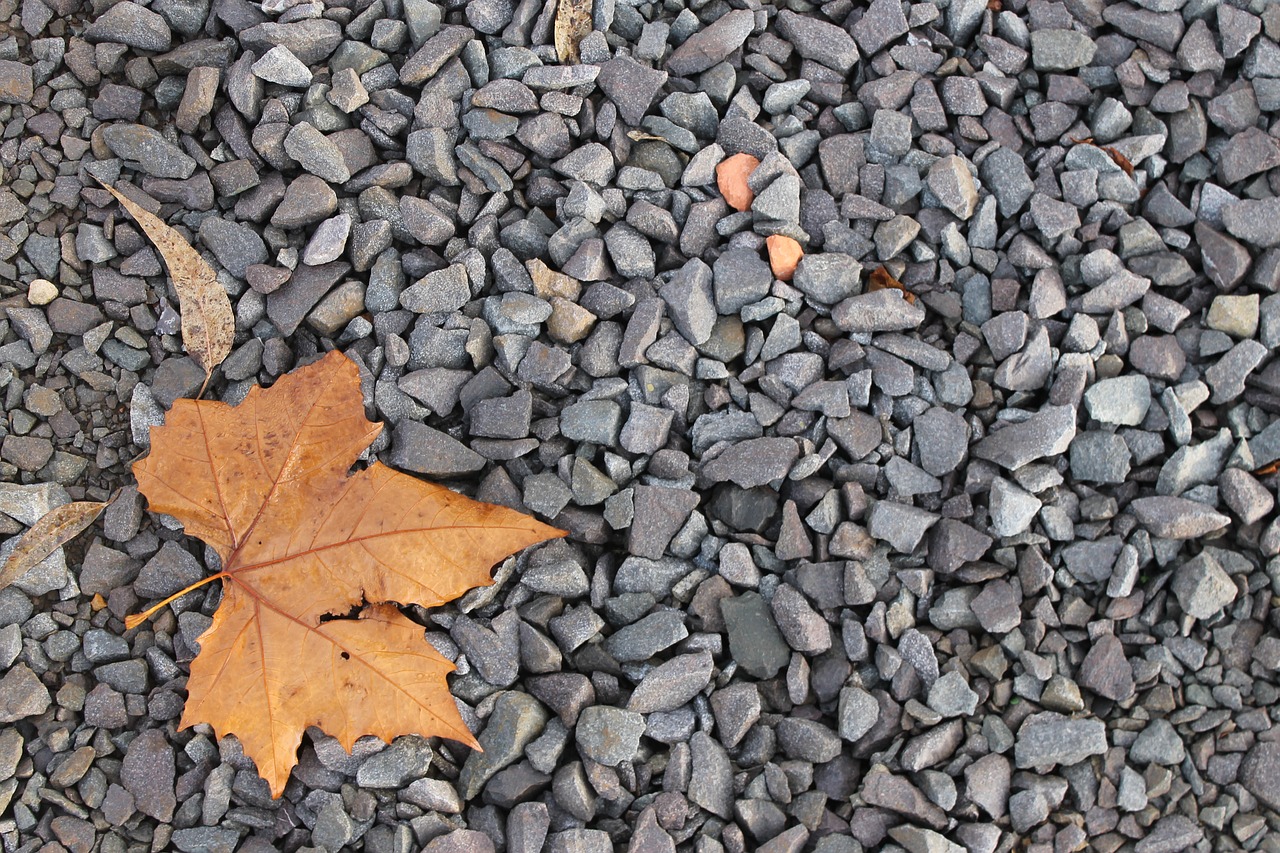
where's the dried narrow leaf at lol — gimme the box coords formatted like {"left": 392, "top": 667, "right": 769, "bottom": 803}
{"left": 0, "top": 498, "right": 112, "bottom": 591}
{"left": 627, "top": 130, "right": 669, "bottom": 143}
{"left": 868, "top": 266, "right": 917, "bottom": 304}
{"left": 132, "top": 351, "right": 564, "bottom": 797}
{"left": 555, "top": 0, "right": 592, "bottom": 63}
{"left": 1069, "top": 138, "right": 1135, "bottom": 178}
{"left": 1101, "top": 146, "right": 1135, "bottom": 177}
{"left": 93, "top": 177, "right": 234, "bottom": 396}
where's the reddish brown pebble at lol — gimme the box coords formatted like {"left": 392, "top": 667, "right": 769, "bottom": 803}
{"left": 766, "top": 235, "right": 803, "bottom": 281}
{"left": 716, "top": 153, "right": 760, "bottom": 211}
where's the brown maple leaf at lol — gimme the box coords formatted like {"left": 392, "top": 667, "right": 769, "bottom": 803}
{"left": 131, "top": 351, "right": 564, "bottom": 797}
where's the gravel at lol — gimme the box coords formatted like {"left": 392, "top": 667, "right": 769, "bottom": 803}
{"left": 1, "top": 0, "right": 1278, "bottom": 850}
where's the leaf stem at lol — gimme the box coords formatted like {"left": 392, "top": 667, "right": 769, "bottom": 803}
{"left": 125, "top": 571, "right": 229, "bottom": 629}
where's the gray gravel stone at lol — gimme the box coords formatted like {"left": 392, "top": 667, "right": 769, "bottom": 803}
{"left": 701, "top": 437, "right": 798, "bottom": 487}
{"left": 0, "top": 663, "right": 50, "bottom": 723}
{"left": 1084, "top": 375, "right": 1152, "bottom": 425}
{"left": 1014, "top": 712, "right": 1108, "bottom": 769}
{"left": 199, "top": 217, "right": 268, "bottom": 279}
{"left": 927, "top": 155, "right": 978, "bottom": 219}
{"left": 1069, "top": 431, "right": 1131, "bottom": 485}
{"left": 832, "top": 289, "right": 926, "bottom": 333}
{"left": 1130, "top": 496, "right": 1230, "bottom": 539}
{"left": 627, "top": 651, "right": 713, "bottom": 713}
{"left": 1241, "top": 742, "right": 1280, "bottom": 812}
{"left": 666, "top": 9, "right": 754, "bottom": 76}
{"left": 1128, "top": 718, "right": 1185, "bottom": 766}
{"left": 596, "top": 56, "right": 666, "bottom": 127}
{"left": 721, "top": 592, "right": 790, "bottom": 679}
{"left": 793, "top": 254, "right": 862, "bottom": 304}
{"left": 1079, "top": 634, "right": 1134, "bottom": 702}
{"left": 712, "top": 248, "right": 773, "bottom": 315}
{"left": 1030, "top": 30, "right": 1096, "bottom": 70}
{"left": 121, "top": 729, "right": 175, "bottom": 822}
{"left": 86, "top": 1, "right": 173, "bottom": 50}
{"left": 605, "top": 610, "right": 687, "bottom": 662}
{"left": 980, "top": 146, "right": 1034, "bottom": 216}
{"left": 688, "top": 731, "right": 732, "bottom": 818}
{"left": 776, "top": 10, "right": 858, "bottom": 74}
{"left": 852, "top": 0, "right": 908, "bottom": 55}
{"left": 458, "top": 691, "right": 547, "bottom": 800}
{"left": 972, "top": 405, "right": 1077, "bottom": 470}
{"left": 659, "top": 258, "right": 715, "bottom": 346}
{"left": 709, "top": 684, "right": 760, "bottom": 750}
{"left": 102, "top": 124, "right": 196, "bottom": 179}
{"left": 776, "top": 718, "right": 842, "bottom": 763}
{"left": 252, "top": 45, "right": 312, "bottom": 86}
{"left": 1171, "top": 551, "right": 1236, "bottom": 619}
{"left": 576, "top": 706, "right": 645, "bottom": 765}
{"left": 388, "top": 421, "right": 485, "bottom": 477}
{"left": 285, "top": 122, "right": 350, "bottom": 183}
{"left": 0, "top": 61, "right": 33, "bottom": 104}
{"left": 401, "top": 264, "right": 470, "bottom": 314}
{"left": 867, "top": 500, "right": 938, "bottom": 553}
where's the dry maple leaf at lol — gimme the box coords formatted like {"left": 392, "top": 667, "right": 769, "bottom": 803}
{"left": 93, "top": 177, "right": 234, "bottom": 397}
{"left": 131, "top": 351, "right": 564, "bottom": 797}
{"left": 554, "top": 0, "right": 593, "bottom": 63}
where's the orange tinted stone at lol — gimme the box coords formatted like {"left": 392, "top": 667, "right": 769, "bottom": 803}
{"left": 766, "top": 235, "right": 803, "bottom": 281}
{"left": 716, "top": 153, "right": 760, "bottom": 211}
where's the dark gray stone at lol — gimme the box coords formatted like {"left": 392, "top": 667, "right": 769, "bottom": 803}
{"left": 720, "top": 592, "right": 790, "bottom": 679}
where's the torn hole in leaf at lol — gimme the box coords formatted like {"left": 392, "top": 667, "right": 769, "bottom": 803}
{"left": 319, "top": 602, "right": 366, "bottom": 623}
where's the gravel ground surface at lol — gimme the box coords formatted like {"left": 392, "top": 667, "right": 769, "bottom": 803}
{"left": 1, "top": 0, "right": 1280, "bottom": 851}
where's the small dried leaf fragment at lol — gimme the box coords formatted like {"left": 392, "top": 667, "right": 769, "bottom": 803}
{"left": 555, "top": 0, "right": 593, "bottom": 63}
{"left": 1103, "top": 147, "right": 1135, "bottom": 177}
{"left": 1069, "top": 137, "right": 1134, "bottom": 177}
{"left": 627, "top": 130, "right": 670, "bottom": 144}
{"left": 0, "top": 498, "right": 112, "bottom": 591}
{"left": 93, "top": 177, "right": 233, "bottom": 395}
{"left": 766, "top": 235, "right": 804, "bottom": 282}
{"left": 133, "top": 351, "right": 564, "bottom": 797}
{"left": 868, "top": 266, "right": 916, "bottom": 304}
{"left": 716, "top": 153, "right": 760, "bottom": 212}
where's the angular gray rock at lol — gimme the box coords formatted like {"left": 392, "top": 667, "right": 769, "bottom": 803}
{"left": 1129, "top": 496, "right": 1230, "bottom": 539}
{"left": 1171, "top": 551, "right": 1237, "bottom": 619}
{"left": 666, "top": 10, "right": 755, "bottom": 76}
{"left": 1014, "top": 712, "right": 1108, "bottom": 769}
{"left": 972, "top": 405, "right": 1077, "bottom": 470}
